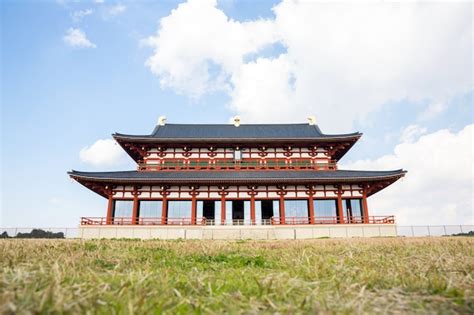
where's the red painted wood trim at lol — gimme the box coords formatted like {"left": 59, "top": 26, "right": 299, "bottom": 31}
{"left": 337, "top": 186, "right": 344, "bottom": 224}
{"left": 221, "top": 195, "right": 226, "bottom": 225}
{"left": 279, "top": 195, "right": 286, "bottom": 224}
{"left": 112, "top": 185, "right": 353, "bottom": 195}
{"left": 132, "top": 187, "right": 139, "bottom": 225}
{"left": 362, "top": 188, "right": 369, "bottom": 224}
{"left": 250, "top": 195, "right": 256, "bottom": 224}
{"left": 106, "top": 194, "right": 113, "bottom": 225}
{"left": 161, "top": 196, "right": 168, "bottom": 225}
{"left": 191, "top": 195, "right": 197, "bottom": 225}
{"left": 308, "top": 194, "right": 315, "bottom": 224}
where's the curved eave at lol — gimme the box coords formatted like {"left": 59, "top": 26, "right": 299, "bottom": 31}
{"left": 113, "top": 133, "right": 362, "bottom": 163}
{"left": 112, "top": 132, "right": 362, "bottom": 143}
{"left": 68, "top": 169, "right": 406, "bottom": 197}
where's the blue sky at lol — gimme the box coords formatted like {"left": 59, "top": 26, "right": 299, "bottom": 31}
{"left": 1, "top": 0, "right": 473, "bottom": 227}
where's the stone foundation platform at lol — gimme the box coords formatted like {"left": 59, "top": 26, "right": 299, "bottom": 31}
{"left": 79, "top": 224, "right": 397, "bottom": 239}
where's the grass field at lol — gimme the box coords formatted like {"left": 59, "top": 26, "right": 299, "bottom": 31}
{"left": 1, "top": 237, "right": 473, "bottom": 314}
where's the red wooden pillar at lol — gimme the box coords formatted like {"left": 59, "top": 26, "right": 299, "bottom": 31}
{"left": 161, "top": 195, "right": 168, "bottom": 225}
{"left": 308, "top": 194, "right": 315, "bottom": 224}
{"left": 191, "top": 195, "right": 197, "bottom": 225}
{"left": 106, "top": 194, "right": 114, "bottom": 225}
{"left": 221, "top": 195, "right": 226, "bottom": 225}
{"left": 279, "top": 194, "right": 286, "bottom": 224}
{"left": 218, "top": 187, "right": 229, "bottom": 225}
{"left": 132, "top": 187, "right": 139, "bottom": 225}
{"left": 250, "top": 195, "right": 256, "bottom": 224}
{"left": 362, "top": 187, "right": 369, "bottom": 223}
{"left": 337, "top": 186, "right": 344, "bottom": 224}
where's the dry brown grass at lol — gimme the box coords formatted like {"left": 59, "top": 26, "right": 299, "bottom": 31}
{"left": 1, "top": 237, "right": 473, "bottom": 314}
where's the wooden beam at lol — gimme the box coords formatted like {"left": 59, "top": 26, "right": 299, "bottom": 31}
{"left": 191, "top": 195, "right": 197, "bottom": 225}
{"left": 106, "top": 194, "right": 114, "bottom": 225}
{"left": 132, "top": 186, "right": 139, "bottom": 225}
{"left": 362, "top": 187, "right": 369, "bottom": 224}
{"left": 337, "top": 186, "right": 344, "bottom": 224}
{"left": 279, "top": 194, "right": 286, "bottom": 224}
{"left": 308, "top": 194, "right": 315, "bottom": 224}
{"left": 250, "top": 195, "right": 256, "bottom": 224}
{"left": 221, "top": 195, "right": 226, "bottom": 225}
{"left": 161, "top": 195, "right": 168, "bottom": 225}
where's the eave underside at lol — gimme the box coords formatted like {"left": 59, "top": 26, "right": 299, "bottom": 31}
{"left": 113, "top": 136, "right": 361, "bottom": 163}
{"left": 69, "top": 170, "right": 406, "bottom": 198}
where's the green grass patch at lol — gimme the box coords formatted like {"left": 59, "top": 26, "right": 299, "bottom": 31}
{"left": 0, "top": 237, "right": 472, "bottom": 313}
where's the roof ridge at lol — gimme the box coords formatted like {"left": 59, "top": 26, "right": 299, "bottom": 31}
{"left": 156, "top": 123, "right": 312, "bottom": 126}
{"left": 69, "top": 169, "right": 406, "bottom": 175}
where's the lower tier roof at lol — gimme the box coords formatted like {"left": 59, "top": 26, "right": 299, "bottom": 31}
{"left": 69, "top": 169, "right": 405, "bottom": 182}
{"left": 68, "top": 169, "right": 406, "bottom": 197}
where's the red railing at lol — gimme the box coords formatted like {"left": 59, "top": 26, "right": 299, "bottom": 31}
{"left": 80, "top": 215, "right": 395, "bottom": 226}
{"left": 80, "top": 217, "right": 206, "bottom": 226}
{"left": 138, "top": 159, "right": 337, "bottom": 171}
{"left": 271, "top": 216, "right": 395, "bottom": 225}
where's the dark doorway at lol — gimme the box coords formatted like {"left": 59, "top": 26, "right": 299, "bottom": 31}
{"left": 232, "top": 200, "right": 244, "bottom": 220}
{"left": 202, "top": 201, "right": 215, "bottom": 219}
{"left": 261, "top": 200, "right": 274, "bottom": 219}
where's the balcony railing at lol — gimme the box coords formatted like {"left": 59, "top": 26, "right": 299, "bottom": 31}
{"left": 271, "top": 216, "right": 395, "bottom": 225}
{"left": 80, "top": 215, "right": 395, "bottom": 226}
{"left": 80, "top": 217, "right": 204, "bottom": 226}
{"left": 138, "top": 159, "right": 337, "bottom": 171}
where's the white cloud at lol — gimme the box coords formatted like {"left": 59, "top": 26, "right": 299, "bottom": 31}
{"left": 79, "top": 139, "right": 126, "bottom": 167}
{"left": 145, "top": 1, "right": 472, "bottom": 131}
{"left": 63, "top": 28, "right": 96, "bottom": 48}
{"left": 108, "top": 3, "right": 126, "bottom": 16}
{"left": 71, "top": 9, "right": 93, "bottom": 22}
{"left": 399, "top": 124, "right": 427, "bottom": 143}
{"left": 144, "top": 0, "right": 279, "bottom": 98}
{"left": 417, "top": 102, "right": 447, "bottom": 121}
{"left": 230, "top": 55, "right": 295, "bottom": 120}
{"left": 342, "top": 124, "right": 474, "bottom": 225}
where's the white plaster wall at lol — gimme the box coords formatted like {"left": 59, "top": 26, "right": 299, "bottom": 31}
{"left": 113, "top": 185, "right": 365, "bottom": 200}
{"left": 209, "top": 192, "right": 220, "bottom": 199}
{"left": 143, "top": 147, "right": 331, "bottom": 164}
{"left": 267, "top": 191, "right": 279, "bottom": 198}
{"left": 227, "top": 192, "right": 238, "bottom": 198}
{"left": 252, "top": 191, "right": 263, "bottom": 198}
{"left": 326, "top": 191, "right": 338, "bottom": 198}
{"left": 314, "top": 191, "right": 325, "bottom": 197}
{"left": 167, "top": 192, "right": 180, "bottom": 198}
{"left": 352, "top": 190, "right": 363, "bottom": 197}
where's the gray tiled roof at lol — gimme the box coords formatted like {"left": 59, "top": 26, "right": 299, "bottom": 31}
{"left": 68, "top": 169, "right": 406, "bottom": 183}
{"left": 113, "top": 124, "right": 361, "bottom": 140}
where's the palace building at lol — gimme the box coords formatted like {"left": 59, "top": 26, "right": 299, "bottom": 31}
{"left": 69, "top": 117, "right": 406, "bottom": 239}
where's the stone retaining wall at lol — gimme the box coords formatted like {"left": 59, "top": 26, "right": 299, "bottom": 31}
{"left": 79, "top": 224, "right": 397, "bottom": 239}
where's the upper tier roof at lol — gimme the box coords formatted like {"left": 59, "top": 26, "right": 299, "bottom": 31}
{"left": 113, "top": 123, "right": 362, "bottom": 162}
{"left": 113, "top": 123, "right": 362, "bottom": 142}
